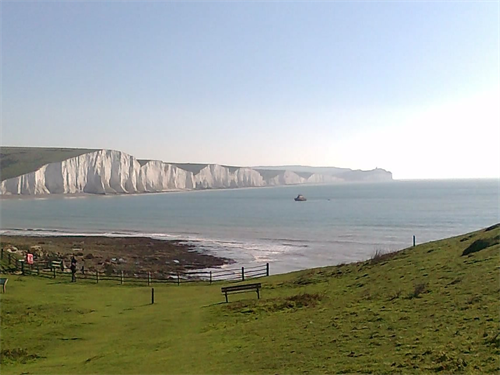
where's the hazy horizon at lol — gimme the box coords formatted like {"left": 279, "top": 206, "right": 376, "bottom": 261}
{"left": 2, "top": 1, "right": 499, "bottom": 180}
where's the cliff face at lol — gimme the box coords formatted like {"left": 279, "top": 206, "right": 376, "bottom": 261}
{"left": 0, "top": 150, "right": 306, "bottom": 195}
{"left": 0, "top": 149, "right": 392, "bottom": 196}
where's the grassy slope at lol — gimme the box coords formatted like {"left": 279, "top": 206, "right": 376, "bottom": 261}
{"left": 1, "top": 225, "right": 499, "bottom": 374}
{"left": 1, "top": 147, "right": 284, "bottom": 181}
{"left": 0, "top": 147, "right": 97, "bottom": 181}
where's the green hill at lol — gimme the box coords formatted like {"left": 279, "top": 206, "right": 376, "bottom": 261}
{"left": 0, "top": 147, "right": 97, "bottom": 181}
{"left": 1, "top": 225, "right": 499, "bottom": 374}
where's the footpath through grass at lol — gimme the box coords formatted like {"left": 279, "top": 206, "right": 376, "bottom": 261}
{"left": 1, "top": 224, "right": 499, "bottom": 374}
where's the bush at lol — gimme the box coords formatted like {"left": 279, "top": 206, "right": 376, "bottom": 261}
{"left": 285, "top": 292, "right": 323, "bottom": 308}
{"left": 408, "top": 283, "right": 428, "bottom": 299}
{"left": 0, "top": 348, "right": 40, "bottom": 364}
{"left": 369, "top": 249, "right": 398, "bottom": 264}
{"left": 462, "top": 238, "right": 497, "bottom": 256}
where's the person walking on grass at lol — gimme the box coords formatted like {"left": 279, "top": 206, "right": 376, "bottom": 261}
{"left": 70, "top": 256, "right": 77, "bottom": 282}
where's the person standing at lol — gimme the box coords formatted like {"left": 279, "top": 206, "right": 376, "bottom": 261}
{"left": 70, "top": 256, "right": 77, "bottom": 282}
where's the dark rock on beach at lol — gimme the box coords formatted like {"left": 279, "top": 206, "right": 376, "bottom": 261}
{"left": 0, "top": 235, "right": 234, "bottom": 275}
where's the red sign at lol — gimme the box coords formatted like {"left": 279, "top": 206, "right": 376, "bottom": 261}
{"left": 26, "top": 253, "right": 34, "bottom": 264}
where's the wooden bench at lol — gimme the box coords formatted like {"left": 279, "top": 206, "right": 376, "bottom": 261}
{"left": 221, "top": 283, "right": 261, "bottom": 303}
{"left": 0, "top": 278, "right": 8, "bottom": 293}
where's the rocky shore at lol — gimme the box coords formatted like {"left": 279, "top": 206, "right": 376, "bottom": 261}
{"left": 0, "top": 235, "right": 234, "bottom": 275}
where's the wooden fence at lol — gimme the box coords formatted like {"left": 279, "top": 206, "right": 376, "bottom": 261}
{"left": 0, "top": 248, "right": 270, "bottom": 285}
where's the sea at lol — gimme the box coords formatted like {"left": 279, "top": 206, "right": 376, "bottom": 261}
{"left": 0, "top": 179, "right": 498, "bottom": 275}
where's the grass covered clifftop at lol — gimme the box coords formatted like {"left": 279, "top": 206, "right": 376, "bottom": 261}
{"left": 1, "top": 224, "right": 499, "bottom": 374}
{"left": 0, "top": 147, "right": 97, "bottom": 181}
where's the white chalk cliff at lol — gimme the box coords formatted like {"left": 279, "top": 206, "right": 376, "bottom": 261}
{"left": 0, "top": 149, "right": 352, "bottom": 195}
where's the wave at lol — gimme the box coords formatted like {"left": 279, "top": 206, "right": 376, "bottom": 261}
{"left": 0, "top": 227, "right": 310, "bottom": 265}
{"left": 259, "top": 235, "right": 384, "bottom": 247}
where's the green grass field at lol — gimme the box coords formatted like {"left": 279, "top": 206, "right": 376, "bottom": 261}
{"left": 0, "top": 147, "right": 97, "bottom": 181}
{"left": 1, "top": 225, "right": 499, "bottom": 374}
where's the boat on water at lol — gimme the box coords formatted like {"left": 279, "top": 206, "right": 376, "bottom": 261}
{"left": 294, "top": 194, "right": 307, "bottom": 201}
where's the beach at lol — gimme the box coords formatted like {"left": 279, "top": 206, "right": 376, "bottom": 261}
{"left": 0, "top": 235, "right": 234, "bottom": 275}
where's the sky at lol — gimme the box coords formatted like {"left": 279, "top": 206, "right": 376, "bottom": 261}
{"left": 1, "top": 1, "right": 499, "bottom": 179}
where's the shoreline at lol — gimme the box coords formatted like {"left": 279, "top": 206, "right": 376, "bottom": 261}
{"left": 0, "top": 235, "right": 235, "bottom": 275}
{"left": 0, "top": 181, "right": 373, "bottom": 200}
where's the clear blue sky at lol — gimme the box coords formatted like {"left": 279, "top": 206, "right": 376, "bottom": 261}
{"left": 2, "top": 1, "right": 499, "bottom": 179}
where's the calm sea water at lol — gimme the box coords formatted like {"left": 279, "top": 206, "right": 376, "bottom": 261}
{"left": 0, "top": 180, "right": 498, "bottom": 274}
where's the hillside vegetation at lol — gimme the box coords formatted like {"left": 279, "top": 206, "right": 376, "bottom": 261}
{"left": 0, "top": 147, "right": 97, "bottom": 181}
{"left": 1, "top": 225, "right": 499, "bottom": 374}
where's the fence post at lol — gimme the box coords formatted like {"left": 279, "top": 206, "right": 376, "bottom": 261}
{"left": 120, "top": 271, "right": 124, "bottom": 285}
{"left": 177, "top": 273, "right": 180, "bottom": 286}
{"left": 209, "top": 271, "right": 212, "bottom": 284}
{"left": 1, "top": 248, "right": 3, "bottom": 260}
{"left": 53, "top": 267, "right": 56, "bottom": 279}
{"left": 413, "top": 235, "right": 416, "bottom": 247}
{"left": 96, "top": 271, "right": 99, "bottom": 284}
{"left": 151, "top": 288, "right": 155, "bottom": 304}
{"left": 37, "top": 265, "right": 40, "bottom": 276}
{"left": 8, "top": 253, "right": 11, "bottom": 265}
{"left": 266, "top": 263, "right": 269, "bottom": 277}
{"left": 21, "top": 261, "right": 25, "bottom": 275}
{"left": 241, "top": 267, "right": 245, "bottom": 281}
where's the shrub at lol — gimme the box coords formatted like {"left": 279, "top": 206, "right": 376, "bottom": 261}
{"left": 408, "top": 282, "right": 428, "bottom": 299}
{"left": 370, "top": 249, "right": 385, "bottom": 264}
{"left": 285, "top": 293, "right": 323, "bottom": 308}
{"left": 369, "top": 249, "right": 398, "bottom": 264}
{"left": 0, "top": 348, "right": 40, "bottom": 364}
{"left": 462, "top": 239, "right": 489, "bottom": 256}
{"left": 224, "top": 292, "right": 323, "bottom": 314}
{"left": 485, "top": 223, "right": 500, "bottom": 232}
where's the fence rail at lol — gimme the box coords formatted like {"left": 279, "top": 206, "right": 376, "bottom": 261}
{"left": 0, "top": 248, "right": 270, "bottom": 285}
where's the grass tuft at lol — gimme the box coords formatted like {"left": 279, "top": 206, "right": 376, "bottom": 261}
{"left": 431, "top": 351, "right": 468, "bottom": 372}
{"left": 0, "top": 348, "right": 41, "bottom": 364}
{"left": 388, "top": 289, "right": 402, "bottom": 301}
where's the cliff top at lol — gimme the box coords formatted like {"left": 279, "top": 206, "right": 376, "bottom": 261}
{"left": 0, "top": 147, "right": 97, "bottom": 181}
